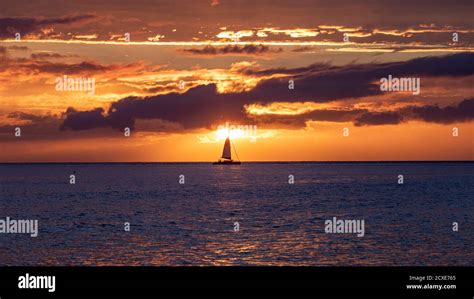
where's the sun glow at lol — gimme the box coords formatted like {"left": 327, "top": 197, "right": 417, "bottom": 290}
{"left": 216, "top": 127, "right": 244, "bottom": 140}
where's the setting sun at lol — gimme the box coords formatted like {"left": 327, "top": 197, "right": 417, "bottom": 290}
{"left": 216, "top": 127, "right": 245, "bottom": 140}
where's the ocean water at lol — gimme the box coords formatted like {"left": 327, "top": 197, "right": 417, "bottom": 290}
{"left": 0, "top": 162, "right": 473, "bottom": 266}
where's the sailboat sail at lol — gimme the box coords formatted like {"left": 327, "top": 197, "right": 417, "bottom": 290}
{"left": 221, "top": 137, "right": 232, "bottom": 160}
{"left": 213, "top": 136, "right": 241, "bottom": 165}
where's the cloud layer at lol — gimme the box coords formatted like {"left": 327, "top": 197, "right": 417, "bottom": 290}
{"left": 180, "top": 44, "right": 283, "bottom": 56}
{"left": 59, "top": 53, "right": 474, "bottom": 132}
{"left": 0, "top": 15, "right": 96, "bottom": 39}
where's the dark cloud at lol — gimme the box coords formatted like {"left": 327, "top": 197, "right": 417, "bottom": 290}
{"left": 180, "top": 44, "right": 283, "bottom": 56}
{"left": 246, "top": 53, "right": 474, "bottom": 103}
{"left": 0, "top": 52, "right": 141, "bottom": 74}
{"left": 347, "top": 99, "right": 474, "bottom": 126}
{"left": 252, "top": 108, "right": 368, "bottom": 128}
{"left": 30, "top": 52, "right": 76, "bottom": 59}
{"left": 291, "top": 46, "right": 315, "bottom": 52}
{"left": 60, "top": 89, "right": 474, "bottom": 133}
{"left": 60, "top": 108, "right": 109, "bottom": 131}
{"left": 58, "top": 53, "right": 474, "bottom": 132}
{"left": 34, "top": 61, "right": 112, "bottom": 74}
{"left": 238, "top": 62, "right": 336, "bottom": 76}
{"left": 410, "top": 98, "right": 474, "bottom": 124}
{"left": 61, "top": 84, "right": 247, "bottom": 131}
{"left": 0, "top": 15, "right": 96, "bottom": 38}
{"left": 354, "top": 111, "right": 404, "bottom": 126}
{"left": 0, "top": 112, "right": 62, "bottom": 139}
{"left": 0, "top": 110, "right": 125, "bottom": 141}
{"left": 258, "top": 100, "right": 474, "bottom": 128}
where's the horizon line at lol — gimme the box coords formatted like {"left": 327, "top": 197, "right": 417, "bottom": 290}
{"left": 1, "top": 160, "right": 473, "bottom": 165}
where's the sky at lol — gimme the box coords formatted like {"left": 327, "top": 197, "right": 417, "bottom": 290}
{"left": 0, "top": 0, "right": 473, "bottom": 162}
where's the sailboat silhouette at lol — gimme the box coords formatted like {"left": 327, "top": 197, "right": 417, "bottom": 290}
{"left": 213, "top": 137, "right": 241, "bottom": 165}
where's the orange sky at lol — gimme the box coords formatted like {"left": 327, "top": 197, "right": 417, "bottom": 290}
{"left": 0, "top": 1, "right": 473, "bottom": 162}
{"left": 0, "top": 121, "right": 471, "bottom": 162}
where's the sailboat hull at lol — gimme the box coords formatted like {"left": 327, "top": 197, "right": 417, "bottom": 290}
{"left": 213, "top": 161, "right": 241, "bottom": 165}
